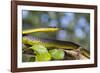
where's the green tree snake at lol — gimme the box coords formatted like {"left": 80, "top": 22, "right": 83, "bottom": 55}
{"left": 22, "top": 28, "right": 90, "bottom": 59}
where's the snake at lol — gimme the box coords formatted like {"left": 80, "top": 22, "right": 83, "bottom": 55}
{"left": 22, "top": 28, "right": 90, "bottom": 59}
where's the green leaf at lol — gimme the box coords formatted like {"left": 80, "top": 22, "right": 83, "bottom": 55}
{"left": 36, "top": 53, "right": 51, "bottom": 61}
{"left": 49, "top": 49, "right": 65, "bottom": 60}
{"left": 31, "top": 45, "right": 51, "bottom": 61}
{"left": 32, "top": 45, "right": 48, "bottom": 54}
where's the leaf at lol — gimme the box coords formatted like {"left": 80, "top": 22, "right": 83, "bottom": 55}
{"left": 49, "top": 49, "right": 64, "bottom": 60}
{"left": 31, "top": 45, "right": 51, "bottom": 61}
{"left": 36, "top": 53, "right": 51, "bottom": 61}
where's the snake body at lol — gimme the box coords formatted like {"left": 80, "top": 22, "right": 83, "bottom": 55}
{"left": 23, "top": 28, "right": 60, "bottom": 34}
{"left": 23, "top": 35, "right": 90, "bottom": 58}
{"left": 22, "top": 28, "right": 90, "bottom": 59}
